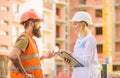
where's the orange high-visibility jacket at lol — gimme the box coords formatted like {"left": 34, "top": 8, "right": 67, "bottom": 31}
{"left": 10, "top": 32, "right": 43, "bottom": 78}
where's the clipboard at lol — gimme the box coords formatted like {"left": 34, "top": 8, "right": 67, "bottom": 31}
{"left": 56, "top": 51, "right": 84, "bottom": 67}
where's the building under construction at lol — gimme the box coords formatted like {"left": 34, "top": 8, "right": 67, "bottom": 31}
{"left": 0, "top": 0, "right": 120, "bottom": 78}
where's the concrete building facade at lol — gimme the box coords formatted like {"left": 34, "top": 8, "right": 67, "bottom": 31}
{"left": 0, "top": 0, "right": 13, "bottom": 54}
{"left": 0, "top": 0, "right": 13, "bottom": 77}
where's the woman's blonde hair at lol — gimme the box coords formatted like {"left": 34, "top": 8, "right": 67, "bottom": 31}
{"left": 81, "top": 21, "right": 90, "bottom": 36}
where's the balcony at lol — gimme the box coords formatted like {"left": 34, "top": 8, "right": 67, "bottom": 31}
{"left": 115, "top": 3, "right": 120, "bottom": 8}
{"left": 116, "top": 38, "right": 120, "bottom": 42}
{"left": 72, "top": 4, "right": 93, "bottom": 10}
{"left": 116, "top": 21, "right": 120, "bottom": 25}
{"left": 72, "top": 4, "right": 102, "bottom": 10}
{"left": 54, "top": 0, "right": 68, "bottom": 7}
{"left": 56, "top": 19, "right": 67, "bottom": 25}
{"left": 56, "top": 38, "right": 66, "bottom": 43}
{"left": 94, "top": 23, "right": 103, "bottom": 27}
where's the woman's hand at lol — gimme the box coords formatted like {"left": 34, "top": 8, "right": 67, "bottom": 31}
{"left": 64, "top": 58, "right": 71, "bottom": 65}
{"left": 57, "top": 50, "right": 72, "bottom": 66}
{"left": 59, "top": 49, "right": 72, "bottom": 55}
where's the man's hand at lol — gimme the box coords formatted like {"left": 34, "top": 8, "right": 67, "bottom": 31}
{"left": 40, "top": 50, "right": 55, "bottom": 60}
{"left": 44, "top": 50, "right": 55, "bottom": 58}
{"left": 25, "top": 73, "right": 34, "bottom": 78}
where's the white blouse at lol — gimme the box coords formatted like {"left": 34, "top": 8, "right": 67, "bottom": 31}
{"left": 72, "top": 33, "right": 98, "bottom": 78}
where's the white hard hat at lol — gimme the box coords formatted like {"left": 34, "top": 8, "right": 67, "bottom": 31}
{"left": 70, "top": 11, "right": 93, "bottom": 25}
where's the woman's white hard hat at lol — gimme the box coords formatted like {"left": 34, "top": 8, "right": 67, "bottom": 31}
{"left": 70, "top": 11, "right": 93, "bottom": 25}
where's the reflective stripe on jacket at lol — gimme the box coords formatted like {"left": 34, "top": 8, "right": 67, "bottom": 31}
{"left": 10, "top": 32, "right": 43, "bottom": 78}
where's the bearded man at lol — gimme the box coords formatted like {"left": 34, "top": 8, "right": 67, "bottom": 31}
{"left": 9, "top": 10, "right": 55, "bottom": 78}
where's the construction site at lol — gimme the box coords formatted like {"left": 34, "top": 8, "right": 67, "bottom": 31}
{"left": 0, "top": 0, "right": 120, "bottom": 78}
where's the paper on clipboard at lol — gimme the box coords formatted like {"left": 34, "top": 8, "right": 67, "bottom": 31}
{"left": 56, "top": 51, "right": 84, "bottom": 67}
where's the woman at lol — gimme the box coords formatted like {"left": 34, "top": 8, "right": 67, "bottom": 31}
{"left": 62, "top": 11, "right": 98, "bottom": 78}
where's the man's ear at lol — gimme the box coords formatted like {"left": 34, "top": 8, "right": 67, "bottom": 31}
{"left": 29, "top": 21, "right": 34, "bottom": 27}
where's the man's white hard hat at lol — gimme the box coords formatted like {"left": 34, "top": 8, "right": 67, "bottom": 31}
{"left": 70, "top": 11, "right": 93, "bottom": 25}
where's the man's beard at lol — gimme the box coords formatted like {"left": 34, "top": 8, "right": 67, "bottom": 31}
{"left": 32, "top": 26, "right": 41, "bottom": 38}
